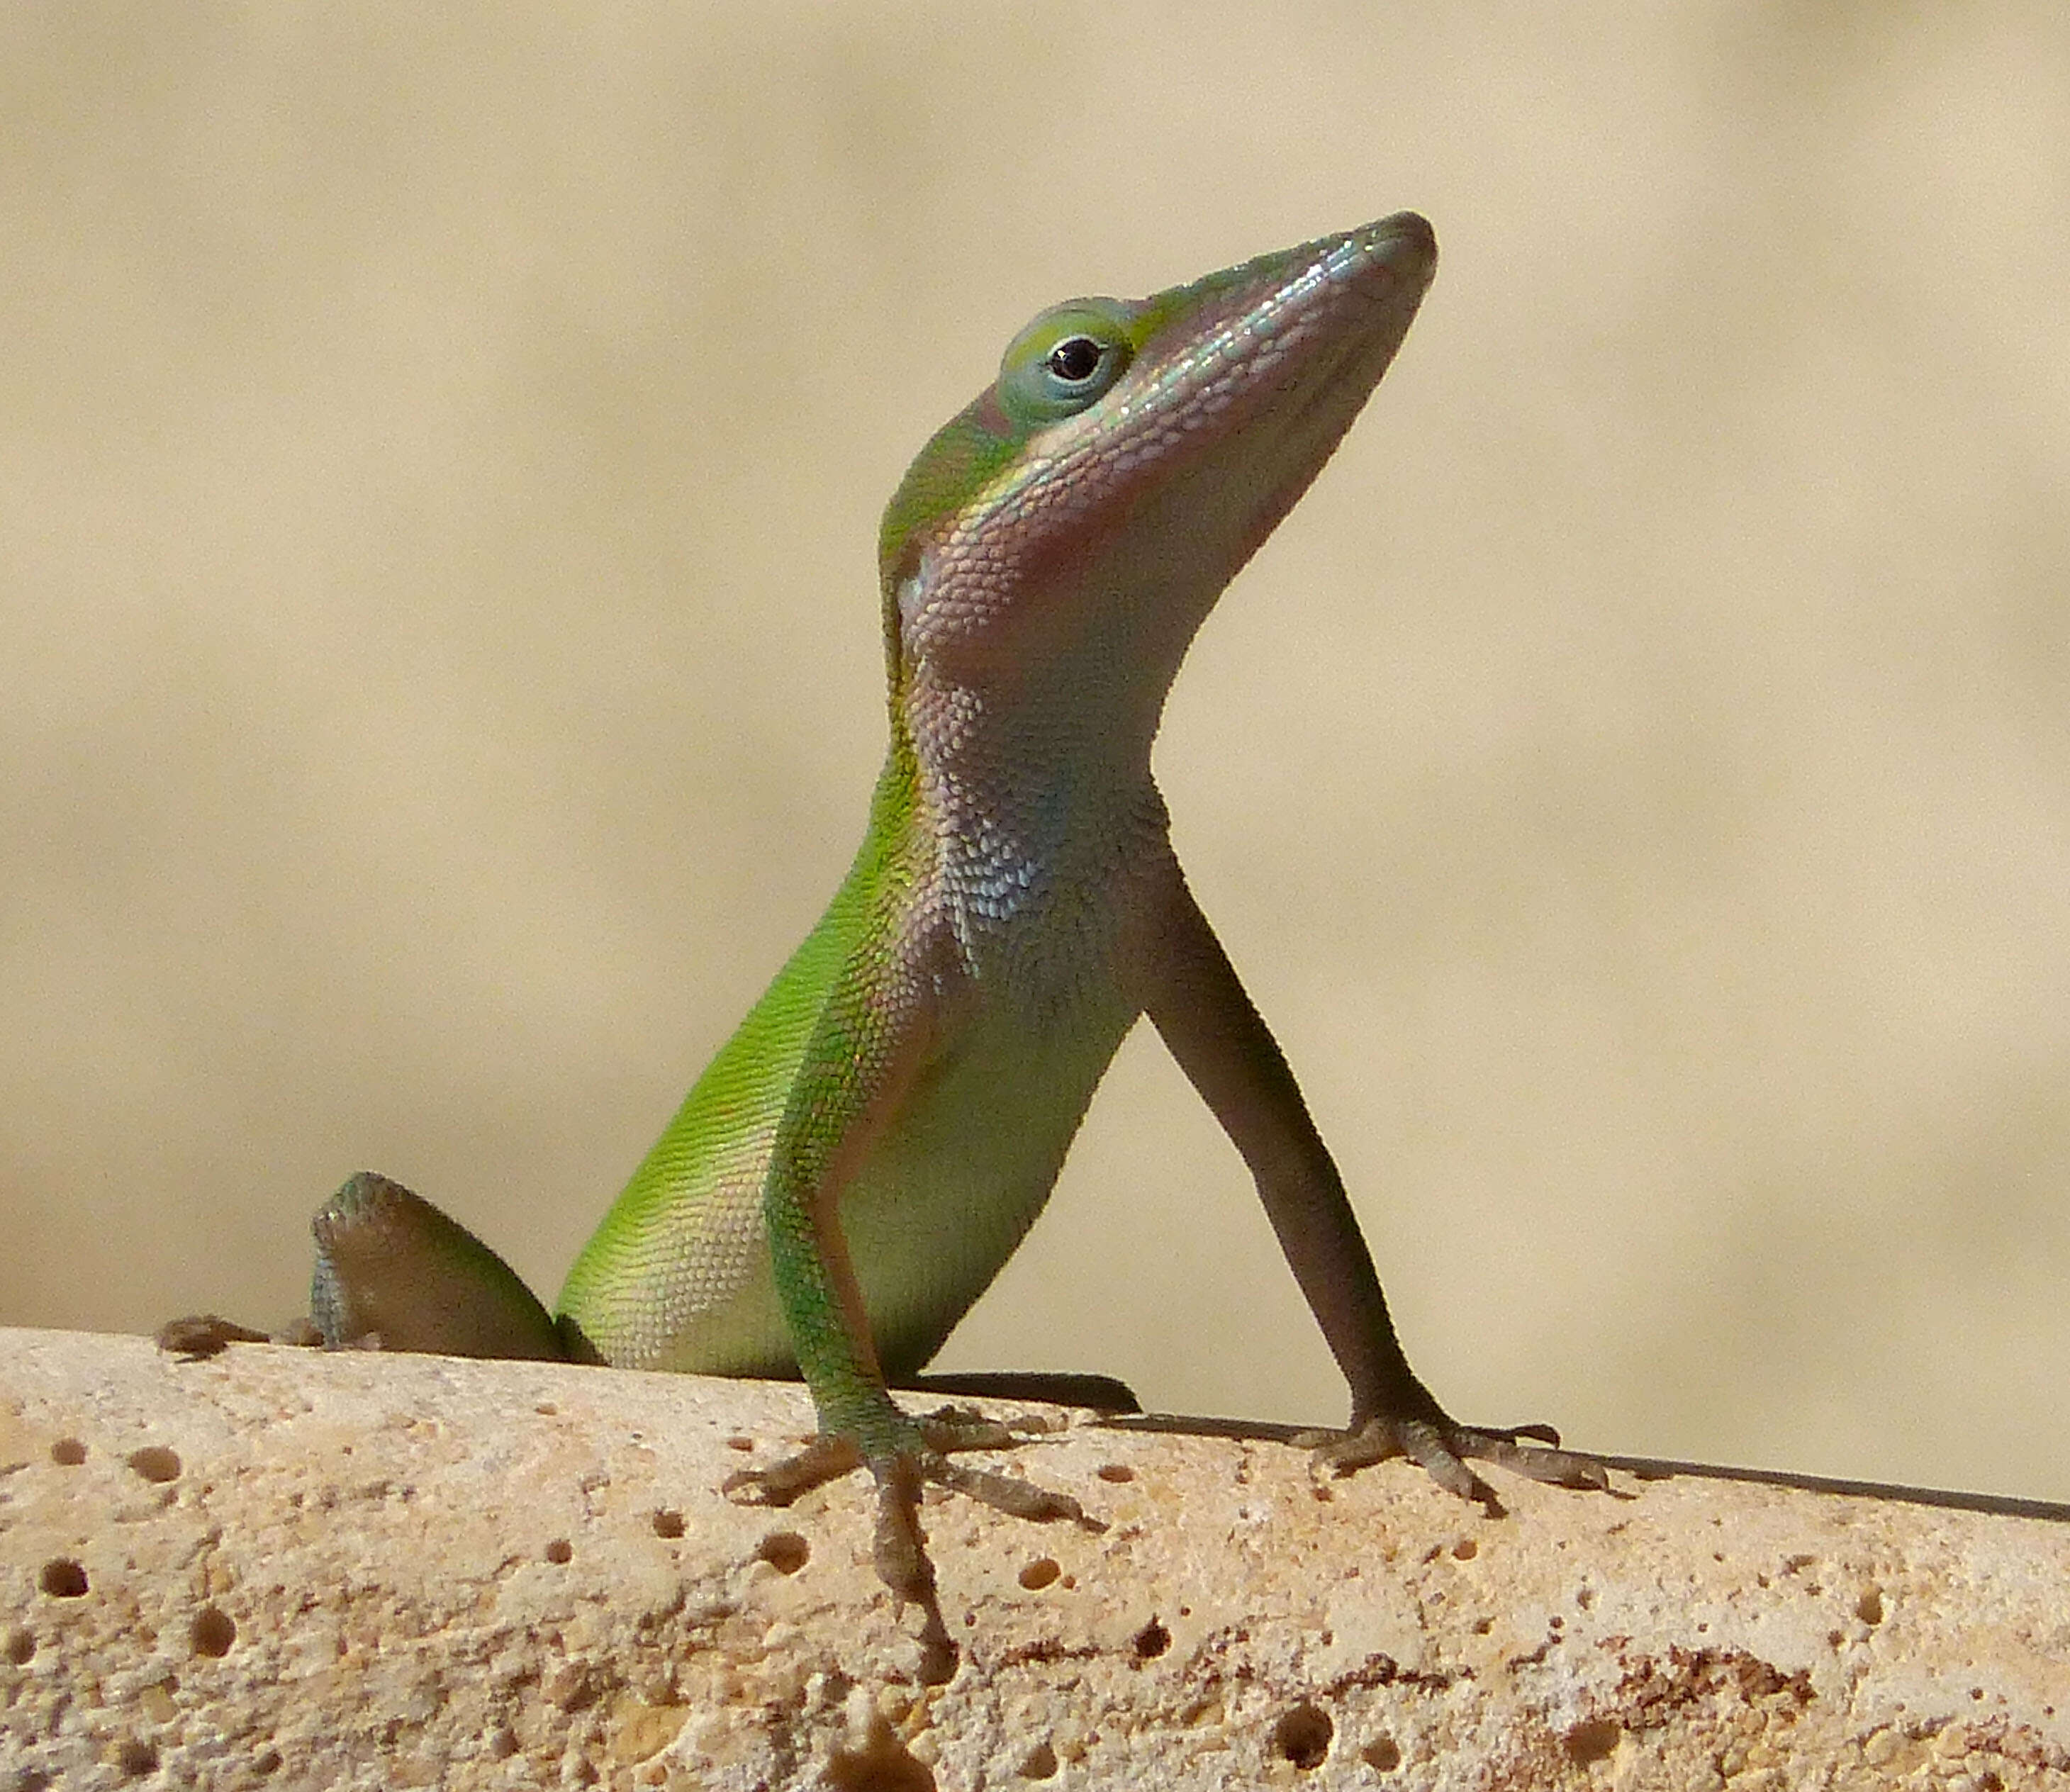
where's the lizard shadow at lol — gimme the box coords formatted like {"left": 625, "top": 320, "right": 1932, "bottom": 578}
{"left": 1096, "top": 1409, "right": 2070, "bottom": 1523}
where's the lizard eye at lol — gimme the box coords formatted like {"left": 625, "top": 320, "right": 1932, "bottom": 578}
{"left": 997, "top": 301, "right": 1135, "bottom": 425}
{"left": 1046, "top": 335, "right": 1104, "bottom": 384}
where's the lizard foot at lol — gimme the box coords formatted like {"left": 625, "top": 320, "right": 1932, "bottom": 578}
{"left": 1299, "top": 1415, "right": 1609, "bottom": 1514}
{"left": 156, "top": 1315, "right": 274, "bottom": 1360}
{"left": 157, "top": 1314, "right": 323, "bottom": 1359}
{"left": 867, "top": 1445, "right": 1101, "bottom": 1684}
{"left": 724, "top": 1409, "right": 1103, "bottom": 1684}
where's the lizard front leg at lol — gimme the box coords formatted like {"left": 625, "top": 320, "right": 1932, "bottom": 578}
{"left": 1136, "top": 861, "right": 1608, "bottom": 1511}
{"left": 721, "top": 934, "right": 1100, "bottom": 1682}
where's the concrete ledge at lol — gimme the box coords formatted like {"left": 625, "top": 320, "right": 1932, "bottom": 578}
{"left": 3, "top": 1328, "right": 2066, "bottom": 1788}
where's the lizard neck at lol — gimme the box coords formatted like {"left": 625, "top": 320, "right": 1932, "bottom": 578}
{"left": 891, "top": 657, "right": 1170, "bottom": 1007}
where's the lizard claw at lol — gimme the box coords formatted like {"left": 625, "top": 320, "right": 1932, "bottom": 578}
{"left": 721, "top": 1433, "right": 866, "bottom": 1507}
{"left": 866, "top": 1453, "right": 958, "bottom": 1684}
{"left": 723, "top": 1408, "right": 1102, "bottom": 1685}
{"left": 913, "top": 1400, "right": 1067, "bottom": 1452}
{"left": 156, "top": 1314, "right": 274, "bottom": 1360}
{"left": 866, "top": 1443, "right": 1102, "bottom": 1684}
{"left": 157, "top": 1314, "right": 326, "bottom": 1358}
{"left": 1301, "top": 1414, "right": 1610, "bottom": 1513}
{"left": 722, "top": 1404, "right": 1097, "bottom": 1523}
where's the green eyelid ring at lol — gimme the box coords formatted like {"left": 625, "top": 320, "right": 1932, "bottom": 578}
{"left": 997, "top": 301, "right": 1137, "bottom": 425}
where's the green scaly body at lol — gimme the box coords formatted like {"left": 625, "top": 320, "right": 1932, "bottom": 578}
{"left": 171, "top": 214, "right": 1604, "bottom": 1676}
{"left": 555, "top": 746, "right": 1134, "bottom": 1384}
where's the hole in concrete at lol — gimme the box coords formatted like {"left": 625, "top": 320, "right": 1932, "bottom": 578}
{"left": 140, "top": 1679, "right": 177, "bottom": 1721}
{"left": 1131, "top": 1618, "right": 1170, "bottom": 1662}
{"left": 826, "top": 1719, "right": 936, "bottom": 1791}
{"left": 1856, "top": 1585, "right": 1884, "bottom": 1625}
{"left": 544, "top": 1539, "right": 573, "bottom": 1564}
{"left": 113, "top": 1738, "right": 159, "bottom": 1776}
{"left": 759, "top": 1531, "right": 810, "bottom": 1574}
{"left": 252, "top": 1748, "right": 283, "bottom": 1774}
{"left": 1563, "top": 1718, "right": 1620, "bottom": 1764}
{"left": 127, "top": 1446, "right": 181, "bottom": 1484}
{"left": 1095, "top": 1463, "right": 1134, "bottom": 1484}
{"left": 1362, "top": 1735, "right": 1402, "bottom": 1771}
{"left": 50, "top": 1438, "right": 86, "bottom": 1467}
{"left": 1017, "top": 1740, "right": 1058, "bottom": 1779}
{"left": 651, "top": 1508, "right": 686, "bottom": 1539}
{"left": 1450, "top": 1538, "right": 1477, "bottom": 1560}
{"left": 40, "top": 1559, "right": 88, "bottom": 1598}
{"left": 190, "top": 1605, "right": 236, "bottom": 1657}
{"left": 4, "top": 1628, "right": 34, "bottom": 1664}
{"left": 544, "top": 1660, "right": 599, "bottom": 1712}
{"left": 1271, "top": 1701, "right": 1333, "bottom": 1769}
{"left": 1017, "top": 1558, "right": 1061, "bottom": 1591}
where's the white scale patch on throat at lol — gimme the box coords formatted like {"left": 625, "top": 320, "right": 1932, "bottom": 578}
{"left": 917, "top": 680, "right": 1164, "bottom": 1023}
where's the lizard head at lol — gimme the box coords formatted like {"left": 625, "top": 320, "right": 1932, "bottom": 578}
{"left": 877, "top": 213, "right": 1437, "bottom": 746}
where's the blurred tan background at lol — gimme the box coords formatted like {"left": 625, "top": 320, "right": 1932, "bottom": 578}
{"left": 4, "top": 6, "right": 2065, "bottom": 1501}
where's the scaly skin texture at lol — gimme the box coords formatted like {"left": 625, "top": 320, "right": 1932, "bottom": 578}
{"left": 164, "top": 215, "right": 1607, "bottom": 1681}
{"left": 559, "top": 213, "right": 1604, "bottom": 1674}
{"left": 564, "top": 218, "right": 1445, "bottom": 1413}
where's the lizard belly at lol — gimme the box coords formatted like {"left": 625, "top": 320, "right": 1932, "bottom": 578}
{"left": 556, "top": 966, "right": 1135, "bottom": 1380}
{"left": 840, "top": 990, "right": 1136, "bottom": 1377}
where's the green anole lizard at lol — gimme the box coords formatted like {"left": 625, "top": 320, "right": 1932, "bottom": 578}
{"left": 165, "top": 212, "right": 1606, "bottom": 1678}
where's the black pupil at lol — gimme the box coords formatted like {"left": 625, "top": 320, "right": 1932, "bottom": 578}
{"left": 1048, "top": 336, "right": 1102, "bottom": 383}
